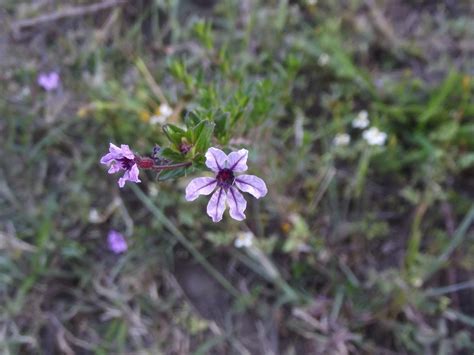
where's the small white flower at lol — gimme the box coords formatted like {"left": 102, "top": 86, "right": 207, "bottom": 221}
{"left": 318, "top": 53, "right": 330, "bottom": 66}
{"left": 88, "top": 209, "right": 101, "bottom": 223}
{"left": 411, "top": 277, "right": 423, "bottom": 288}
{"left": 150, "top": 103, "right": 173, "bottom": 125}
{"left": 352, "top": 110, "right": 369, "bottom": 129}
{"left": 333, "top": 133, "right": 351, "bottom": 146}
{"left": 159, "top": 103, "right": 173, "bottom": 117}
{"left": 149, "top": 185, "right": 159, "bottom": 197}
{"left": 234, "top": 232, "right": 254, "bottom": 248}
{"left": 362, "top": 127, "right": 387, "bottom": 146}
{"left": 307, "top": 0, "right": 318, "bottom": 5}
{"left": 150, "top": 115, "right": 166, "bottom": 125}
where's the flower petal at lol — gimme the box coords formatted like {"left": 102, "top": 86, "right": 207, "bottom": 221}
{"left": 127, "top": 164, "right": 141, "bottom": 183}
{"left": 227, "top": 149, "right": 248, "bottom": 172}
{"left": 185, "top": 177, "right": 217, "bottom": 201}
{"left": 109, "top": 143, "right": 122, "bottom": 154}
{"left": 226, "top": 187, "right": 247, "bottom": 221}
{"left": 118, "top": 176, "right": 126, "bottom": 188}
{"left": 118, "top": 164, "right": 141, "bottom": 188}
{"left": 120, "top": 144, "right": 135, "bottom": 159}
{"left": 100, "top": 152, "right": 115, "bottom": 164}
{"left": 234, "top": 174, "right": 268, "bottom": 199}
{"left": 206, "top": 188, "right": 227, "bottom": 222}
{"left": 205, "top": 147, "right": 228, "bottom": 172}
{"left": 107, "top": 161, "right": 121, "bottom": 174}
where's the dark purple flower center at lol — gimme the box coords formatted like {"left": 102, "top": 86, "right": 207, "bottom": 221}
{"left": 118, "top": 157, "right": 135, "bottom": 170}
{"left": 216, "top": 168, "right": 235, "bottom": 188}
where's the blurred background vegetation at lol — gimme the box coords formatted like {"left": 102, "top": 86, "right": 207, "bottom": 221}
{"left": 1, "top": 0, "right": 474, "bottom": 354}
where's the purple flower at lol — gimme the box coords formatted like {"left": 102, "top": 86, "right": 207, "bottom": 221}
{"left": 37, "top": 71, "right": 60, "bottom": 91}
{"left": 100, "top": 143, "right": 141, "bottom": 188}
{"left": 107, "top": 230, "right": 127, "bottom": 254}
{"left": 185, "top": 147, "right": 268, "bottom": 222}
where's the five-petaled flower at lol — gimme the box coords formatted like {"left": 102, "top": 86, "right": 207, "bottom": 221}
{"left": 100, "top": 143, "right": 141, "bottom": 188}
{"left": 185, "top": 147, "right": 267, "bottom": 222}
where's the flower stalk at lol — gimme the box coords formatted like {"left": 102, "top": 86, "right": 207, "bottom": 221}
{"left": 135, "top": 156, "right": 191, "bottom": 171}
{"left": 100, "top": 143, "right": 191, "bottom": 187}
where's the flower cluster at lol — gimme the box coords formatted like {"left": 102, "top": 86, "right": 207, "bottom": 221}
{"left": 100, "top": 145, "right": 268, "bottom": 223}
{"left": 332, "top": 110, "right": 388, "bottom": 147}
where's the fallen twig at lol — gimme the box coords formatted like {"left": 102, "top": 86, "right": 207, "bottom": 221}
{"left": 11, "top": 0, "right": 127, "bottom": 33}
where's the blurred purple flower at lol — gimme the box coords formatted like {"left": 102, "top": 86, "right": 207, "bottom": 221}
{"left": 107, "top": 230, "right": 127, "bottom": 254}
{"left": 100, "top": 143, "right": 141, "bottom": 188}
{"left": 185, "top": 147, "right": 268, "bottom": 222}
{"left": 37, "top": 71, "right": 60, "bottom": 91}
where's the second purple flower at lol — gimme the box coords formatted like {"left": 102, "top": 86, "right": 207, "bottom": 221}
{"left": 100, "top": 143, "right": 141, "bottom": 188}
{"left": 185, "top": 147, "right": 268, "bottom": 222}
{"left": 37, "top": 71, "right": 60, "bottom": 91}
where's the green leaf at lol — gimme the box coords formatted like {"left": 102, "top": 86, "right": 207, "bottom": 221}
{"left": 157, "top": 166, "right": 189, "bottom": 181}
{"left": 429, "top": 121, "right": 459, "bottom": 142}
{"left": 193, "top": 20, "right": 214, "bottom": 50}
{"left": 459, "top": 153, "right": 474, "bottom": 169}
{"left": 163, "top": 124, "right": 186, "bottom": 147}
{"left": 419, "top": 70, "right": 460, "bottom": 125}
{"left": 160, "top": 147, "right": 186, "bottom": 162}
{"left": 193, "top": 120, "right": 215, "bottom": 154}
{"left": 184, "top": 110, "right": 203, "bottom": 128}
{"left": 213, "top": 110, "right": 230, "bottom": 142}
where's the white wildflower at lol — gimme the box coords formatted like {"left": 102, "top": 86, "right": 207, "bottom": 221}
{"left": 333, "top": 133, "right": 350, "bottom": 146}
{"left": 88, "top": 209, "right": 101, "bottom": 223}
{"left": 150, "top": 103, "right": 173, "bottom": 125}
{"left": 318, "top": 53, "right": 330, "bottom": 66}
{"left": 352, "top": 110, "right": 369, "bottom": 129}
{"left": 150, "top": 115, "right": 166, "bottom": 125}
{"left": 362, "top": 127, "right": 387, "bottom": 146}
{"left": 307, "top": 0, "right": 318, "bottom": 5}
{"left": 234, "top": 231, "right": 254, "bottom": 248}
{"left": 159, "top": 103, "right": 173, "bottom": 117}
{"left": 411, "top": 277, "right": 423, "bottom": 288}
{"left": 149, "top": 185, "right": 159, "bottom": 197}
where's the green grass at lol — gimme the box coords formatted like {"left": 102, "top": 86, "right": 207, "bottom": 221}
{"left": 1, "top": 0, "right": 474, "bottom": 353}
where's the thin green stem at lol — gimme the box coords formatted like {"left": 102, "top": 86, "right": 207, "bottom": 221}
{"left": 131, "top": 184, "right": 240, "bottom": 298}
{"left": 151, "top": 162, "right": 192, "bottom": 171}
{"left": 424, "top": 204, "right": 474, "bottom": 280}
{"left": 354, "top": 147, "right": 372, "bottom": 199}
{"left": 404, "top": 201, "right": 428, "bottom": 277}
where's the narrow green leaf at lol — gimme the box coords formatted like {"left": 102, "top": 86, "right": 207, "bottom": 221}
{"left": 419, "top": 70, "right": 460, "bottom": 125}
